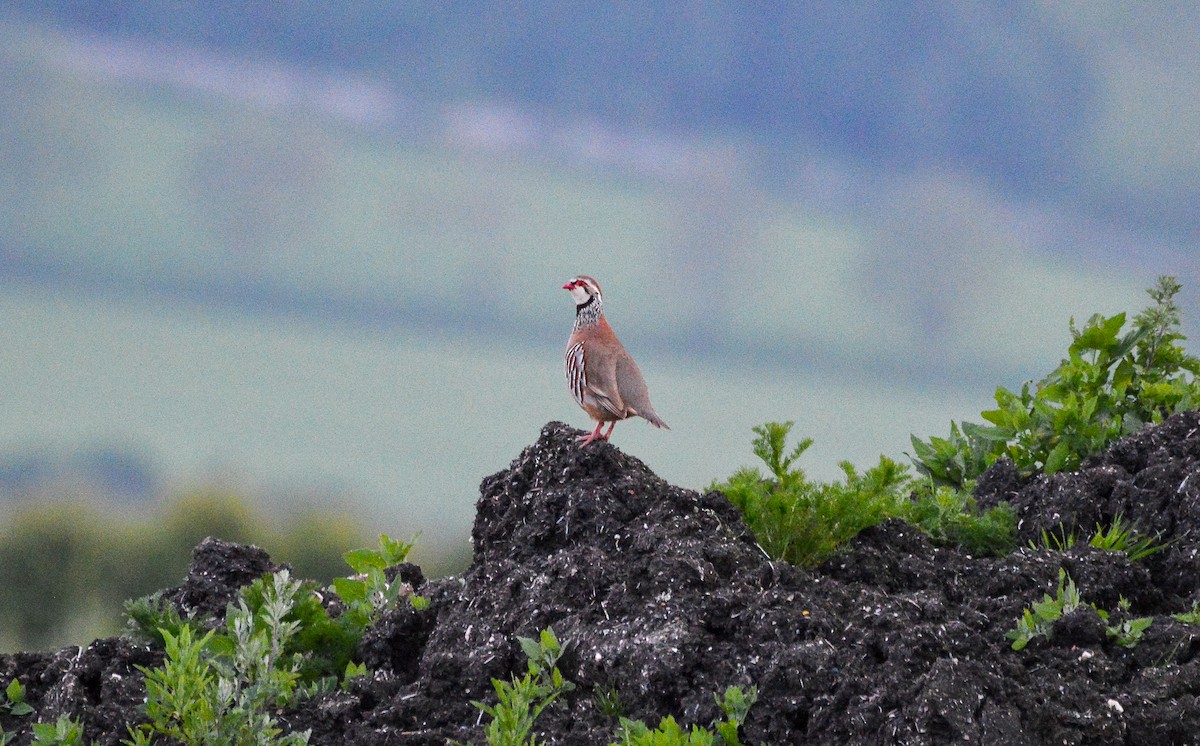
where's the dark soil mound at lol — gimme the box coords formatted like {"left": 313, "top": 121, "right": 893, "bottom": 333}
{"left": 5, "top": 418, "right": 1200, "bottom": 744}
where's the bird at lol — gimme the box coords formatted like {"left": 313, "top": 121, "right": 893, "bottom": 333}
{"left": 563, "top": 275, "right": 669, "bottom": 446}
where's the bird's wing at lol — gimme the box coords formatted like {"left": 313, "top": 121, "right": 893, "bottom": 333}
{"left": 614, "top": 354, "right": 649, "bottom": 410}
{"left": 585, "top": 346, "right": 626, "bottom": 418}
{"left": 584, "top": 380, "right": 625, "bottom": 419}
{"left": 616, "top": 354, "right": 668, "bottom": 428}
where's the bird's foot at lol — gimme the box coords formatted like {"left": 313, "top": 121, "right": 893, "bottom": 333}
{"left": 577, "top": 421, "right": 612, "bottom": 446}
{"left": 576, "top": 424, "right": 604, "bottom": 446}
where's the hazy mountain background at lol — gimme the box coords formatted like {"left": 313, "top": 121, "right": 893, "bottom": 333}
{"left": 2, "top": 2, "right": 1199, "bottom": 646}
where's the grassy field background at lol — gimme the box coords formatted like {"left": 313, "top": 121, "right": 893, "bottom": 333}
{"left": 0, "top": 18, "right": 1180, "bottom": 650}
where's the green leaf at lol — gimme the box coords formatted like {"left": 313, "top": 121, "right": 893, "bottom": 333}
{"left": 4, "top": 679, "right": 21, "bottom": 704}
{"left": 341, "top": 549, "right": 387, "bottom": 573}
{"left": 517, "top": 635, "right": 542, "bottom": 662}
{"left": 1043, "top": 441, "right": 1072, "bottom": 474}
{"left": 331, "top": 577, "right": 368, "bottom": 605}
{"left": 1072, "top": 312, "right": 1125, "bottom": 352}
{"left": 1114, "top": 324, "right": 1151, "bottom": 361}
{"left": 8, "top": 702, "right": 33, "bottom": 717}
{"left": 961, "top": 421, "right": 1010, "bottom": 442}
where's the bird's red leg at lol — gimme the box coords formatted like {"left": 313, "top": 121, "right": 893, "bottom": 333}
{"left": 602, "top": 421, "right": 617, "bottom": 440}
{"left": 577, "top": 420, "right": 605, "bottom": 445}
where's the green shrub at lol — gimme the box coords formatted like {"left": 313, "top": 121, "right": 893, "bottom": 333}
{"left": 914, "top": 276, "right": 1200, "bottom": 488}
{"left": 125, "top": 571, "right": 312, "bottom": 746}
{"left": 125, "top": 534, "right": 419, "bottom": 689}
{"left": 712, "top": 422, "right": 908, "bottom": 566}
{"left": 895, "top": 487, "right": 1015, "bottom": 557}
{"left": 714, "top": 422, "right": 1014, "bottom": 565}
{"left": 120, "top": 534, "right": 426, "bottom": 744}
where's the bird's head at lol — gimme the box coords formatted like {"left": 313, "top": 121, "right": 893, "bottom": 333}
{"left": 563, "top": 276, "right": 602, "bottom": 308}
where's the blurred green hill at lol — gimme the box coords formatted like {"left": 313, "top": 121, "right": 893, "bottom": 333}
{"left": 0, "top": 15, "right": 1186, "bottom": 652}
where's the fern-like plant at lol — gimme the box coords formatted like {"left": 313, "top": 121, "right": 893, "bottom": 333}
{"left": 713, "top": 422, "right": 907, "bottom": 565}
{"left": 715, "top": 422, "right": 1014, "bottom": 564}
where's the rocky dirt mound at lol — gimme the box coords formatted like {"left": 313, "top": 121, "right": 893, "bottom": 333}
{"left": 5, "top": 418, "right": 1200, "bottom": 744}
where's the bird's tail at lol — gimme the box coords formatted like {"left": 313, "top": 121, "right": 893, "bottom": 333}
{"left": 640, "top": 408, "right": 669, "bottom": 430}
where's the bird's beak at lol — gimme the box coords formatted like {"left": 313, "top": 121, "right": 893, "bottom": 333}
{"left": 562, "top": 282, "right": 573, "bottom": 290}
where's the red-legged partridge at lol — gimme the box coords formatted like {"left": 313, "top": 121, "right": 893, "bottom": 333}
{"left": 563, "top": 275, "right": 669, "bottom": 445}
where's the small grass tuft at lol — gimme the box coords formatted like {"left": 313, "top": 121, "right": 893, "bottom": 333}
{"left": 1088, "top": 515, "right": 1166, "bottom": 561}
{"left": 1028, "top": 526, "right": 1077, "bottom": 552}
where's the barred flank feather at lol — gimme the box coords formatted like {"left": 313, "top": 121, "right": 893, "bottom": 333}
{"left": 566, "top": 341, "right": 586, "bottom": 408}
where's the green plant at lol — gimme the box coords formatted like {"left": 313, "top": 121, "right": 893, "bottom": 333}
{"left": 595, "top": 687, "right": 624, "bottom": 719}
{"left": 1107, "top": 598, "right": 1153, "bottom": 648}
{"left": 125, "top": 570, "right": 311, "bottom": 746}
{"left": 896, "top": 485, "right": 1016, "bottom": 556}
{"left": 611, "top": 717, "right": 715, "bottom": 746}
{"left": 906, "top": 421, "right": 993, "bottom": 490}
{"left": 712, "top": 686, "right": 757, "bottom": 746}
{"left": 1, "top": 679, "right": 34, "bottom": 720}
{"left": 469, "top": 628, "right": 576, "bottom": 746}
{"left": 31, "top": 714, "right": 86, "bottom": 746}
{"left": 1007, "top": 569, "right": 1090, "bottom": 650}
{"left": 1028, "top": 526, "right": 1077, "bottom": 552}
{"left": 332, "top": 534, "right": 418, "bottom": 626}
{"left": 1087, "top": 516, "right": 1166, "bottom": 561}
{"left": 1172, "top": 602, "right": 1200, "bottom": 625}
{"left": 609, "top": 685, "right": 758, "bottom": 746}
{"left": 129, "top": 625, "right": 218, "bottom": 744}
{"left": 914, "top": 277, "right": 1200, "bottom": 487}
{"left": 713, "top": 422, "right": 909, "bottom": 565}
{"left": 0, "top": 678, "right": 35, "bottom": 745}
{"left": 715, "top": 422, "right": 1014, "bottom": 565}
